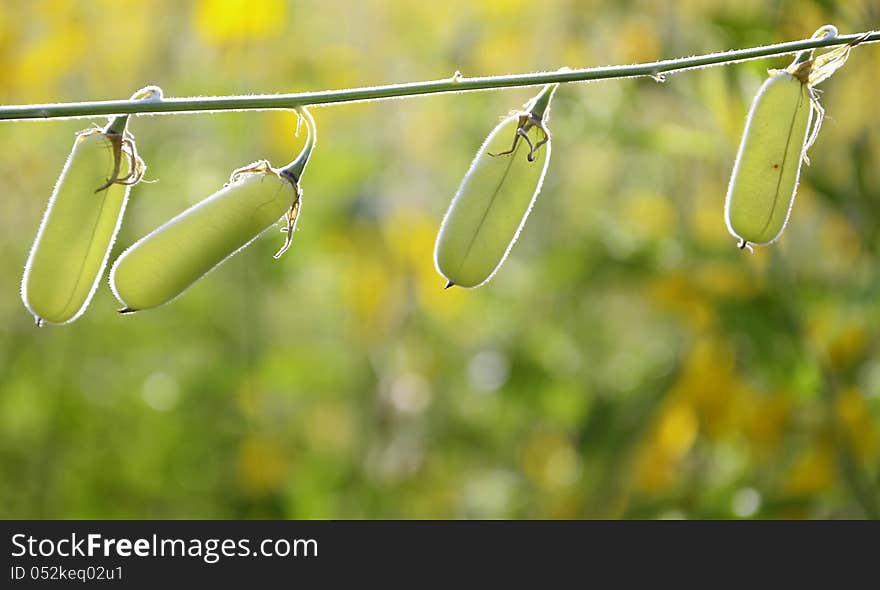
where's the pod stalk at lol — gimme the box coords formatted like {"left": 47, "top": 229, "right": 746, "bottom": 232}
{"left": 274, "top": 107, "right": 318, "bottom": 259}
{"left": 279, "top": 107, "right": 317, "bottom": 183}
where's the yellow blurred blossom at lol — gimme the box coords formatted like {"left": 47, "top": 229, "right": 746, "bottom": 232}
{"left": 657, "top": 401, "right": 699, "bottom": 457}
{"left": 819, "top": 213, "right": 863, "bottom": 270}
{"left": 743, "top": 394, "right": 791, "bottom": 462}
{"left": 836, "top": 387, "right": 875, "bottom": 463}
{"left": 237, "top": 374, "right": 261, "bottom": 419}
{"left": 521, "top": 431, "right": 581, "bottom": 490}
{"left": 664, "top": 338, "right": 769, "bottom": 444}
{"left": 690, "top": 180, "right": 731, "bottom": 249}
{"left": 648, "top": 271, "right": 714, "bottom": 330}
{"left": 785, "top": 442, "right": 835, "bottom": 496}
{"left": 827, "top": 325, "right": 869, "bottom": 371}
{"left": 806, "top": 307, "right": 869, "bottom": 370}
{"left": 694, "top": 261, "right": 760, "bottom": 300}
{"left": 303, "top": 401, "right": 355, "bottom": 454}
{"left": 12, "top": 27, "right": 87, "bottom": 97}
{"left": 380, "top": 208, "right": 468, "bottom": 319}
{"left": 619, "top": 190, "right": 677, "bottom": 242}
{"left": 634, "top": 444, "right": 672, "bottom": 492}
{"left": 342, "top": 252, "right": 400, "bottom": 339}
{"left": 634, "top": 399, "right": 698, "bottom": 492}
{"left": 195, "top": 0, "right": 285, "bottom": 44}
{"left": 237, "top": 435, "right": 288, "bottom": 496}
{"left": 613, "top": 19, "right": 660, "bottom": 64}
{"left": 383, "top": 208, "right": 435, "bottom": 271}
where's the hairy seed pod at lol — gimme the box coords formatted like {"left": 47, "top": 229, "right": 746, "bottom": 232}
{"left": 724, "top": 69, "right": 813, "bottom": 249}
{"left": 110, "top": 108, "right": 316, "bottom": 313}
{"left": 21, "top": 125, "right": 143, "bottom": 325}
{"left": 723, "top": 26, "right": 868, "bottom": 251}
{"left": 435, "top": 84, "right": 557, "bottom": 288}
{"left": 109, "top": 162, "right": 296, "bottom": 312}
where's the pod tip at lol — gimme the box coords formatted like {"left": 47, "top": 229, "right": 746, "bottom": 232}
{"left": 736, "top": 239, "right": 754, "bottom": 254}
{"left": 444, "top": 280, "right": 455, "bottom": 290}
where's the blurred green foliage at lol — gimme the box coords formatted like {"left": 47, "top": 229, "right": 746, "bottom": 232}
{"left": 1, "top": 0, "right": 879, "bottom": 519}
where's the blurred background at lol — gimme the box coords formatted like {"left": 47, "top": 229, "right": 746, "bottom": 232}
{"left": 1, "top": 0, "right": 878, "bottom": 519}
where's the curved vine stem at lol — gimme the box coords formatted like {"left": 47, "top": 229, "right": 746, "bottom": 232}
{"left": 0, "top": 31, "right": 878, "bottom": 122}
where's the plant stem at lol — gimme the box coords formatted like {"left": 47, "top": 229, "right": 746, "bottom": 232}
{"left": 1, "top": 31, "right": 878, "bottom": 122}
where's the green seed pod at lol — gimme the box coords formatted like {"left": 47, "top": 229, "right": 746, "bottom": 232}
{"left": 723, "top": 68, "right": 813, "bottom": 248}
{"left": 435, "top": 84, "right": 557, "bottom": 288}
{"left": 21, "top": 123, "right": 145, "bottom": 325}
{"left": 109, "top": 108, "right": 316, "bottom": 313}
{"left": 724, "top": 26, "right": 867, "bottom": 251}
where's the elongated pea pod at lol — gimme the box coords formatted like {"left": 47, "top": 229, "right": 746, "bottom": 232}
{"left": 723, "top": 66, "right": 813, "bottom": 248}
{"left": 724, "top": 26, "right": 867, "bottom": 251}
{"left": 109, "top": 107, "right": 317, "bottom": 313}
{"left": 435, "top": 84, "right": 557, "bottom": 288}
{"left": 20, "top": 90, "right": 152, "bottom": 325}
